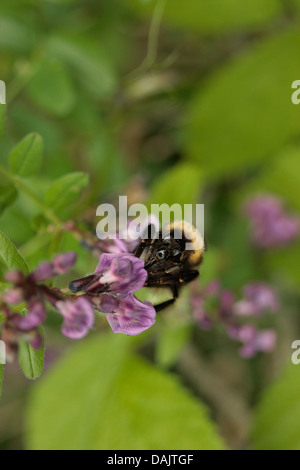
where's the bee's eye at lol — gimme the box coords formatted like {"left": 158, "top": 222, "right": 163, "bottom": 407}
{"left": 156, "top": 249, "right": 166, "bottom": 260}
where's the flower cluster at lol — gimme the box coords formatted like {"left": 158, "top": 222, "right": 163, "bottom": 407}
{"left": 0, "top": 252, "right": 95, "bottom": 360}
{"left": 1, "top": 248, "right": 158, "bottom": 360}
{"left": 192, "top": 281, "right": 279, "bottom": 358}
{"left": 244, "top": 195, "right": 299, "bottom": 248}
{"left": 69, "top": 253, "right": 156, "bottom": 335}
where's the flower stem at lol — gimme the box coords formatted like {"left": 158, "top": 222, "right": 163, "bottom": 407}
{"left": 126, "top": 0, "right": 167, "bottom": 80}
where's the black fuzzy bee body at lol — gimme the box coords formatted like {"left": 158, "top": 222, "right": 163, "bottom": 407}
{"left": 134, "top": 221, "right": 205, "bottom": 312}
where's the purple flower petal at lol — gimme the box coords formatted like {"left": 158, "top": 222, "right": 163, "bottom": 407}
{"left": 219, "top": 290, "right": 235, "bottom": 319}
{"left": 244, "top": 196, "right": 283, "bottom": 219}
{"left": 30, "top": 262, "right": 55, "bottom": 283}
{"left": 227, "top": 324, "right": 257, "bottom": 343}
{"left": 57, "top": 297, "right": 94, "bottom": 340}
{"left": 5, "top": 270, "right": 25, "bottom": 285}
{"left": 239, "top": 342, "right": 257, "bottom": 358}
{"left": 12, "top": 300, "right": 46, "bottom": 331}
{"left": 255, "top": 329, "right": 277, "bottom": 353}
{"left": 244, "top": 195, "right": 300, "bottom": 248}
{"left": 192, "top": 295, "right": 213, "bottom": 330}
{"left": 204, "top": 280, "right": 220, "bottom": 296}
{"left": 53, "top": 252, "right": 77, "bottom": 274}
{"left": 231, "top": 326, "right": 277, "bottom": 358}
{"left": 96, "top": 294, "right": 120, "bottom": 313}
{"left": 95, "top": 253, "right": 148, "bottom": 294}
{"left": 3, "top": 287, "right": 23, "bottom": 305}
{"left": 234, "top": 283, "right": 280, "bottom": 316}
{"left": 106, "top": 294, "right": 156, "bottom": 335}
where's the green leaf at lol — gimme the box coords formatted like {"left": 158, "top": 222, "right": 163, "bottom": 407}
{"left": 149, "top": 162, "right": 202, "bottom": 208}
{"left": 252, "top": 365, "right": 300, "bottom": 450}
{"left": 240, "top": 145, "right": 300, "bottom": 212}
{"left": 156, "top": 320, "right": 191, "bottom": 368}
{"left": 26, "top": 59, "right": 76, "bottom": 117}
{"left": 186, "top": 29, "right": 300, "bottom": 178}
{"left": 45, "top": 172, "right": 89, "bottom": 213}
{"left": 0, "top": 104, "right": 6, "bottom": 139}
{"left": 26, "top": 334, "right": 225, "bottom": 450}
{"left": 292, "top": 0, "right": 300, "bottom": 14}
{"left": 148, "top": 163, "right": 203, "bottom": 227}
{"left": 264, "top": 241, "right": 300, "bottom": 288}
{"left": 0, "top": 184, "right": 18, "bottom": 216}
{"left": 9, "top": 133, "right": 43, "bottom": 178}
{"left": 10, "top": 103, "right": 63, "bottom": 159}
{"left": 126, "top": 0, "right": 282, "bottom": 34}
{"left": 0, "top": 16, "right": 36, "bottom": 52}
{"left": 0, "top": 230, "right": 28, "bottom": 273}
{"left": 200, "top": 247, "right": 221, "bottom": 286}
{"left": 47, "top": 35, "right": 117, "bottom": 99}
{"left": 18, "top": 328, "right": 45, "bottom": 380}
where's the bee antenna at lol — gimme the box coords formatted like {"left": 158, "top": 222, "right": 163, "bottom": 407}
{"left": 141, "top": 223, "right": 157, "bottom": 241}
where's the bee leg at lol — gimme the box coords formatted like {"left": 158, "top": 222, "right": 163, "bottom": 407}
{"left": 154, "top": 284, "right": 178, "bottom": 312}
{"left": 171, "top": 284, "right": 179, "bottom": 298}
{"left": 154, "top": 298, "right": 176, "bottom": 313}
{"left": 182, "top": 270, "right": 199, "bottom": 284}
{"left": 133, "top": 240, "right": 147, "bottom": 258}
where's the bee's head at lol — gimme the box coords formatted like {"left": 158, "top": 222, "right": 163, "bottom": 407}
{"left": 143, "top": 236, "right": 181, "bottom": 268}
{"left": 144, "top": 221, "right": 205, "bottom": 268}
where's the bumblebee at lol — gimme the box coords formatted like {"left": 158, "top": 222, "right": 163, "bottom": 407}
{"left": 134, "top": 221, "right": 205, "bottom": 312}
{"left": 70, "top": 221, "right": 205, "bottom": 313}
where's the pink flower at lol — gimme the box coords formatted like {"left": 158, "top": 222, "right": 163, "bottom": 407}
{"left": 69, "top": 252, "right": 156, "bottom": 336}
{"left": 191, "top": 280, "right": 278, "bottom": 358}
{"left": 103, "top": 294, "right": 156, "bottom": 336}
{"left": 244, "top": 195, "right": 299, "bottom": 248}
{"left": 56, "top": 297, "right": 94, "bottom": 340}
{"left": 234, "top": 283, "right": 280, "bottom": 316}
{"left": 12, "top": 300, "right": 46, "bottom": 332}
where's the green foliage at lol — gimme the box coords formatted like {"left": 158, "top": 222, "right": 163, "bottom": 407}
{"left": 264, "top": 241, "right": 300, "bottom": 288}
{"left": 26, "top": 59, "right": 76, "bottom": 117}
{"left": 10, "top": 103, "right": 64, "bottom": 160}
{"left": 0, "top": 105, "right": 5, "bottom": 138}
{"left": 18, "top": 328, "right": 45, "bottom": 380}
{"left": 26, "top": 334, "right": 225, "bottom": 450}
{"left": 45, "top": 172, "right": 89, "bottom": 214}
{"left": 252, "top": 365, "right": 300, "bottom": 450}
{"left": 149, "top": 163, "right": 203, "bottom": 212}
{"left": 241, "top": 145, "right": 300, "bottom": 212}
{"left": 292, "top": 0, "right": 300, "bottom": 13}
{"left": 0, "top": 230, "right": 28, "bottom": 274}
{"left": 0, "top": 16, "right": 36, "bottom": 52}
{"left": 186, "top": 29, "right": 300, "bottom": 178}
{"left": 0, "top": 184, "right": 18, "bottom": 216}
{"left": 156, "top": 318, "right": 191, "bottom": 368}
{"left": 126, "top": 0, "right": 282, "bottom": 33}
{"left": 9, "top": 133, "right": 43, "bottom": 178}
{"left": 199, "top": 247, "right": 221, "bottom": 286}
{"left": 47, "top": 35, "right": 117, "bottom": 99}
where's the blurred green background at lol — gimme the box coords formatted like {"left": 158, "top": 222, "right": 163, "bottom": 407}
{"left": 0, "top": 0, "right": 300, "bottom": 450}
